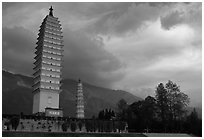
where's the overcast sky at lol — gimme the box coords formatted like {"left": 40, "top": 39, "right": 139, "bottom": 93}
{"left": 2, "top": 2, "right": 202, "bottom": 107}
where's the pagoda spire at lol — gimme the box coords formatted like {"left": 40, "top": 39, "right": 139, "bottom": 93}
{"left": 49, "top": 6, "right": 53, "bottom": 16}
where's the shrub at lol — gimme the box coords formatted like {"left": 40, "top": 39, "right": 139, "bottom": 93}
{"left": 70, "top": 122, "right": 76, "bottom": 132}
{"left": 78, "top": 122, "right": 83, "bottom": 131}
{"left": 4, "top": 122, "right": 10, "bottom": 130}
{"left": 10, "top": 116, "right": 20, "bottom": 131}
{"left": 61, "top": 122, "right": 68, "bottom": 132}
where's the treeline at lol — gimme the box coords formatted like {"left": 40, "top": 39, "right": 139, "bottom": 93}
{"left": 61, "top": 119, "right": 126, "bottom": 132}
{"left": 114, "top": 80, "right": 202, "bottom": 136}
{"left": 98, "top": 109, "right": 115, "bottom": 120}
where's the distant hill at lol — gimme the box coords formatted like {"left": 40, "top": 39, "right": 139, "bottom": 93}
{"left": 2, "top": 70, "right": 142, "bottom": 118}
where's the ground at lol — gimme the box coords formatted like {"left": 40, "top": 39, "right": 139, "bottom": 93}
{"left": 3, "top": 131, "right": 193, "bottom": 137}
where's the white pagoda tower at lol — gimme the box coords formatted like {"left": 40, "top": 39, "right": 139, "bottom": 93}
{"left": 32, "top": 6, "right": 63, "bottom": 117}
{"left": 76, "top": 79, "right": 85, "bottom": 118}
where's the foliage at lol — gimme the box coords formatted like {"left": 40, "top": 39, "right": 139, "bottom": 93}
{"left": 85, "top": 120, "right": 92, "bottom": 132}
{"left": 125, "top": 96, "right": 157, "bottom": 132}
{"left": 70, "top": 122, "right": 77, "bottom": 132}
{"left": 154, "top": 80, "right": 190, "bottom": 132}
{"left": 165, "top": 80, "right": 190, "bottom": 121}
{"left": 98, "top": 108, "right": 115, "bottom": 120}
{"left": 78, "top": 122, "right": 83, "bottom": 131}
{"left": 4, "top": 121, "right": 10, "bottom": 130}
{"left": 155, "top": 83, "right": 169, "bottom": 123}
{"left": 10, "top": 116, "right": 20, "bottom": 131}
{"left": 61, "top": 122, "right": 68, "bottom": 132}
{"left": 84, "top": 119, "right": 126, "bottom": 133}
{"left": 184, "top": 108, "right": 202, "bottom": 136}
{"left": 116, "top": 99, "right": 128, "bottom": 121}
{"left": 142, "top": 96, "right": 157, "bottom": 131}
{"left": 118, "top": 80, "right": 200, "bottom": 135}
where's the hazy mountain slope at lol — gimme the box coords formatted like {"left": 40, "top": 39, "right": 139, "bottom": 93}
{"left": 2, "top": 70, "right": 142, "bottom": 118}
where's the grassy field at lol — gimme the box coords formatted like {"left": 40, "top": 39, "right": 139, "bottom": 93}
{"left": 2, "top": 131, "right": 146, "bottom": 137}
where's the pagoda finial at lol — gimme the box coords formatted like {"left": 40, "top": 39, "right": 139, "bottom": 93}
{"left": 49, "top": 6, "right": 53, "bottom": 16}
{"left": 78, "top": 78, "right": 81, "bottom": 83}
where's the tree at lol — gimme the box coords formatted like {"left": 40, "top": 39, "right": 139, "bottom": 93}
{"left": 184, "top": 108, "right": 202, "bottom": 136}
{"left": 127, "top": 100, "right": 144, "bottom": 132}
{"left": 111, "top": 110, "right": 115, "bottom": 118}
{"left": 70, "top": 122, "right": 77, "bottom": 132}
{"left": 4, "top": 121, "right": 10, "bottom": 131}
{"left": 125, "top": 96, "right": 159, "bottom": 133}
{"left": 20, "top": 112, "right": 24, "bottom": 118}
{"left": 98, "top": 110, "right": 105, "bottom": 120}
{"left": 98, "top": 108, "right": 115, "bottom": 120}
{"left": 104, "top": 109, "right": 109, "bottom": 120}
{"left": 142, "top": 96, "right": 157, "bottom": 132}
{"left": 117, "top": 99, "right": 128, "bottom": 121}
{"left": 155, "top": 81, "right": 190, "bottom": 132}
{"left": 155, "top": 83, "right": 169, "bottom": 125}
{"left": 108, "top": 109, "right": 112, "bottom": 120}
{"left": 61, "top": 122, "right": 68, "bottom": 132}
{"left": 10, "top": 116, "right": 20, "bottom": 131}
{"left": 165, "top": 80, "right": 189, "bottom": 121}
{"left": 85, "top": 120, "right": 91, "bottom": 132}
{"left": 78, "top": 122, "right": 83, "bottom": 131}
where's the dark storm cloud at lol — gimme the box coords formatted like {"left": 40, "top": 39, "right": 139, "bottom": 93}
{"left": 3, "top": 27, "right": 34, "bottom": 52}
{"left": 160, "top": 11, "right": 184, "bottom": 30}
{"left": 2, "top": 27, "right": 35, "bottom": 76}
{"left": 62, "top": 29, "right": 124, "bottom": 87}
{"left": 85, "top": 3, "right": 161, "bottom": 36}
{"left": 160, "top": 2, "right": 202, "bottom": 30}
{"left": 83, "top": 2, "right": 201, "bottom": 36}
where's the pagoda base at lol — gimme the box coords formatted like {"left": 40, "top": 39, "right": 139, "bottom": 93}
{"left": 45, "top": 107, "right": 63, "bottom": 117}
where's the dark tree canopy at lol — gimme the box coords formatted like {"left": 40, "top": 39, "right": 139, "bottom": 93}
{"left": 155, "top": 83, "right": 169, "bottom": 122}
{"left": 184, "top": 108, "right": 202, "bottom": 136}
{"left": 98, "top": 108, "right": 116, "bottom": 120}
{"left": 10, "top": 116, "right": 20, "bottom": 131}
{"left": 116, "top": 99, "right": 128, "bottom": 121}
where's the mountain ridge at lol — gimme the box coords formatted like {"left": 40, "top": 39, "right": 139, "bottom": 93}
{"left": 2, "top": 70, "right": 142, "bottom": 118}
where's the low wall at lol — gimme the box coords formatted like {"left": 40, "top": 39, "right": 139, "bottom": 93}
{"left": 3, "top": 117, "right": 128, "bottom": 133}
